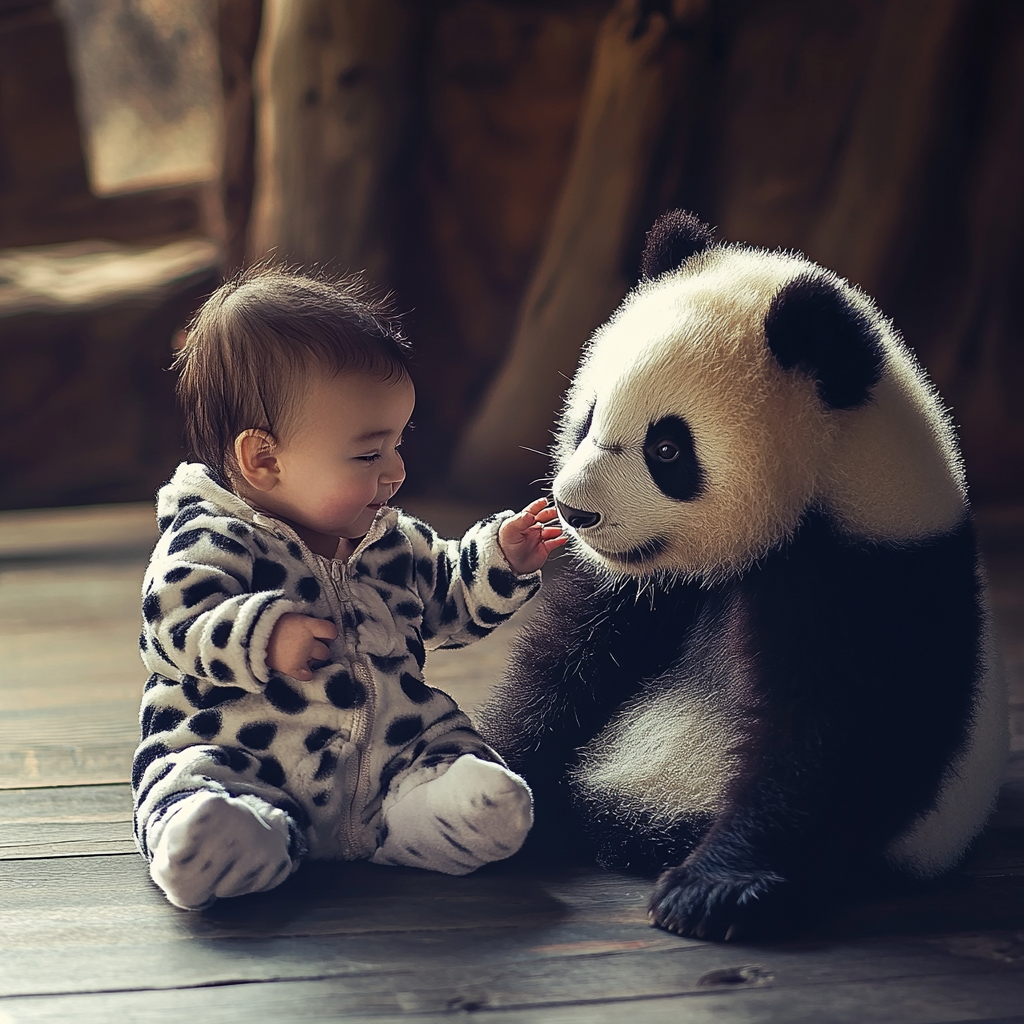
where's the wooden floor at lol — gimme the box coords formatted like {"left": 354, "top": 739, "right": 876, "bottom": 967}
{"left": 1, "top": 501, "right": 1022, "bottom": 1024}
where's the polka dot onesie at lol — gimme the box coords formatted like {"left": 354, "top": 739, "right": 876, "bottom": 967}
{"left": 134, "top": 463, "right": 540, "bottom": 908}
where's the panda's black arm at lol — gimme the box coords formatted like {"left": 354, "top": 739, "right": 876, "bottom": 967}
{"left": 650, "top": 513, "right": 983, "bottom": 939}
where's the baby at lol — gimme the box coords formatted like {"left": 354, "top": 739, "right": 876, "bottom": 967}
{"left": 134, "top": 267, "right": 565, "bottom": 910}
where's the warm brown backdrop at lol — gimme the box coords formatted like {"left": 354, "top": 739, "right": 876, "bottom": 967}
{"left": 1, "top": 0, "right": 1022, "bottom": 510}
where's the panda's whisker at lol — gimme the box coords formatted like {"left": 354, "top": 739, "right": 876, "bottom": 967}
{"left": 518, "top": 445, "right": 550, "bottom": 457}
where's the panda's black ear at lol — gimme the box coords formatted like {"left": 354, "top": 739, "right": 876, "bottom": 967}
{"left": 640, "top": 210, "right": 715, "bottom": 280}
{"left": 764, "top": 272, "right": 885, "bottom": 409}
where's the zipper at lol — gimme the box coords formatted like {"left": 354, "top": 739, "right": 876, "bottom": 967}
{"left": 328, "top": 558, "right": 377, "bottom": 861}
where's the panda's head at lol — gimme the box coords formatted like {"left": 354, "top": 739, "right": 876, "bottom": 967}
{"left": 552, "top": 211, "right": 967, "bottom": 582}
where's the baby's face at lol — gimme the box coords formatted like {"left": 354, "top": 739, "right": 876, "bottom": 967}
{"left": 265, "top": 371, "right": 414, "bottom": 543}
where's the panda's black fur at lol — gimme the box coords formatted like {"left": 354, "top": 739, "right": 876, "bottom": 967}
{"left": 477, "top": 211, "right": 1007, "bottom": 940}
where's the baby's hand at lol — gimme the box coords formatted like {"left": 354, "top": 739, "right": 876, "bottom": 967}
{"left": 266, "top": 613, "right": 338, "bottom": 681}
{"left": 498, "top": 498, "right": 568, "bottom": 576}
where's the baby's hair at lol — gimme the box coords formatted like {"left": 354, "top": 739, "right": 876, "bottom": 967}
{"left": 175, "top": 264, "right": 411, "bottom": 481}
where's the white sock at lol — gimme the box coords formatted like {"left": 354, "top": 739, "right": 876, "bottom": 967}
{"left": 148, "top": 791, "right": 296, "bottom": 910}
{"left": 371, "top": 755, "right": 533, "bottom": 875}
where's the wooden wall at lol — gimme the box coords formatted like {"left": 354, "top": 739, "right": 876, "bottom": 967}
{"left": 2, "top": 0, "right": 1022, "bottom": 508}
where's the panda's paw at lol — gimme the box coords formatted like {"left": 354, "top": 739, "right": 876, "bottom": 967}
{"left": 647, "top": 864, "right": 789, "bottom": 941}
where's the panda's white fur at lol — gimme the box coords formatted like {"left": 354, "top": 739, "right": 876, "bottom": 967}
{"left": 479, "top": 213, "right": 1008, "bottom": 940}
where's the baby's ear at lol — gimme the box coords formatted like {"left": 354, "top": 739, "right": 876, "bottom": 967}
{"left": 235, "top": 429, "right": 280, "bottom": 490}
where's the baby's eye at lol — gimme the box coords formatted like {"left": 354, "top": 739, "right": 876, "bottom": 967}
{"left": 356, "top": 453, "right": 382, "bottom": 463}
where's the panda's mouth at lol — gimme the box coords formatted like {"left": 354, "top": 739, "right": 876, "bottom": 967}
{"left": 587, "top": 536, "right": 669, "bottom": 566}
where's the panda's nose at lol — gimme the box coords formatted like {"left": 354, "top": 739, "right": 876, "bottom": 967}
{"left": 556, "top": 502, "right": 601, "bottom": 530}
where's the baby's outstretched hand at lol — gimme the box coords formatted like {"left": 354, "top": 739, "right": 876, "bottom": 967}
{"left": 266, "top": 613, "right": 338, "bottom": 681}
{"left": 498, "top": 498, "right": 567, "bottom": 576}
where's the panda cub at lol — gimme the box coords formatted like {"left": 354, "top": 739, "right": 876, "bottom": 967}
{"left": 477, "top": 210, "right": 1008, "bottom": 940}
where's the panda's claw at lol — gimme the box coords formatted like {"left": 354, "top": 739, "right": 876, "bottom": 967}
{"left": 648, "top": 864, "right": 789, "bottom": 941}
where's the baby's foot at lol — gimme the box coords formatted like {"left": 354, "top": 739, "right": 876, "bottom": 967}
{"left": 371, "top": 754, "right": 533, "bottom": 875}
{"left": 148, "top": 791, "right": 296, "bottom": 910}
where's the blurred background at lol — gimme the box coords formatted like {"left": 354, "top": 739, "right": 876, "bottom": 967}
{"left": 1, "top": 0, "right": 1022, "bottom": 512}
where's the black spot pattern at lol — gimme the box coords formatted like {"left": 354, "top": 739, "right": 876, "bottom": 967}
{"left": 170, "top": 615, "right": 199, "bottom": 651}
{"left": 477, "top": 605, "right": 512, "bottom": 625}
{"left": 143, "top": 673, "right": 160, "bottom": 692}
{"left": 325, "top": 671, "right": 366, "bottom": 709}
{"left": 210, "top": 532, "right": 247, "bottom": 556}
{"left": 209, "top": 746, "right": 252, "bottom": 773}
{"left": 132, "top": 742, "right": 169, "bottom": 789}
{"left": 135, "top": 762, "right": 173, "bottom": 808}
{"left": 369, "top": 652, "right": 407, "bottom": 674}
{"left": 171, "top": 505, "right": 206, "bottom": 530}
{"left": 441, "top": 597, "right": 460, "bottom": 625}
{"left": 372, "top": 528, "right": 404, "bottom": 551}
{"left": 314, "top": 749, "right": 338, "bottom": 781}
{"left": 182, "top": 577, "right": 229, "bottom": 608}
{"left": 142, "top": 593, "right": 162, "bottom": 623}
{"left": 265, "top": 676, "right": 308, "bottom": 714}
{"left": 164, "top": 566, "right": 192, "bottom": 584}
{"left": 168, "top": 528, "right": 204, "bottom": 555}
{"left": 312, "top": 790, "right": 331, "bottom": 807}
{"left": 460, "top": 541, "right": 479, "bottom": 585}
{"left": 145, "top": 706, "right": 186, "bottom": 737}
{"left": 378, "top": 553, "right": 412, "bottom": 587}
{"left": 182, "top": 679, "right": 248, "bottom": 709}
{"left": 158, "top": 515, "right": 174, "bottom": 532}
{"left": 188, "top": 710, "right": 222, "bottom": 739}
{"left": 139, "top": 631, "right": 148, "bottom": 652}
{"left": 211, "top": 621, "right": 233, "bottom": 648}
{"left": 434, "top": 554, "right": 451, "bottom": 604}
{"left": 412, "top": 520, "right": 435, "bottom": 544}
{"left": 227, "top": 521, "right": 249, "bottom": 538}
{"left": 177, "top": 494, "right": 203, "bottom": 508}
{"left": 257, "top": 756, "right": 286, "bottom": 788}
{"left": 305, "top": 726, "right": 336, "bottom": 752}
{"left": 150, "top": 635, "right": 172, "bottom": 664}
{"left": 252, "top": 558, "right": 287, "bottom": 591}
{"left": 209, "top": 659, "right": 235, "bottom": 683}
{"left": 487, "top": 566, "right": 518, "bottom": 599}
{"left": 237, "top": 721, "right": 277, "bottom": 749}
{"left": 296, "top": 576, "right": 320, "bottom": 602}
{"left": 399, "top": 673, "right": 432, "bottom": 704}
{"left": 406, "top": 631, "right": 426, "bottom": 669}
{"left": 417, "top": 557, "right": 434, "bottom": 588}
{"left": 385, "top": 715, "right": 423, "bottom": 747}
{"left": 394, "top": 600, "right": 420, "bottom": 619}
{"left": 287, "top": 541, "right": 302, "bottom": 559}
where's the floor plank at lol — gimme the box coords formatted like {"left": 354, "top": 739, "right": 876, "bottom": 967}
{"left": 0, "top": 784, "right": 134, "bottom": 859}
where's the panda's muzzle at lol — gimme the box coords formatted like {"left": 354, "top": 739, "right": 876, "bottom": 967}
{"left": 555, "top": 501, "right": 601, "bottom": 530}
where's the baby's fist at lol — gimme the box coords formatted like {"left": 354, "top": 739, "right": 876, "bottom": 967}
{"left": 266, "top": 613, "right": 337, "bottom": 681}
{"left": 498, "top": 498, "right": 567, "bottom": 576}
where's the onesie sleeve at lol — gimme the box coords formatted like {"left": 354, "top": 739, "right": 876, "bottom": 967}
{"left": 139, "top": 506, "right": 300, "bottom": 690}
{"left": 403, "top": 512, "right": 541, "bottom": 651}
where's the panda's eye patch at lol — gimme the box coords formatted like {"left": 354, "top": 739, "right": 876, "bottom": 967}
{"left": 571, "top": 402, "right": 595, "bottom": 451}
{"left": 644, "top": 416, "right": 704, "bottom": 501}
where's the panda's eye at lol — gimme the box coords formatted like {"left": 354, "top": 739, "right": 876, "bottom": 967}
{"left": 643, "top": 416, "right": 704, "bottom": 501}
